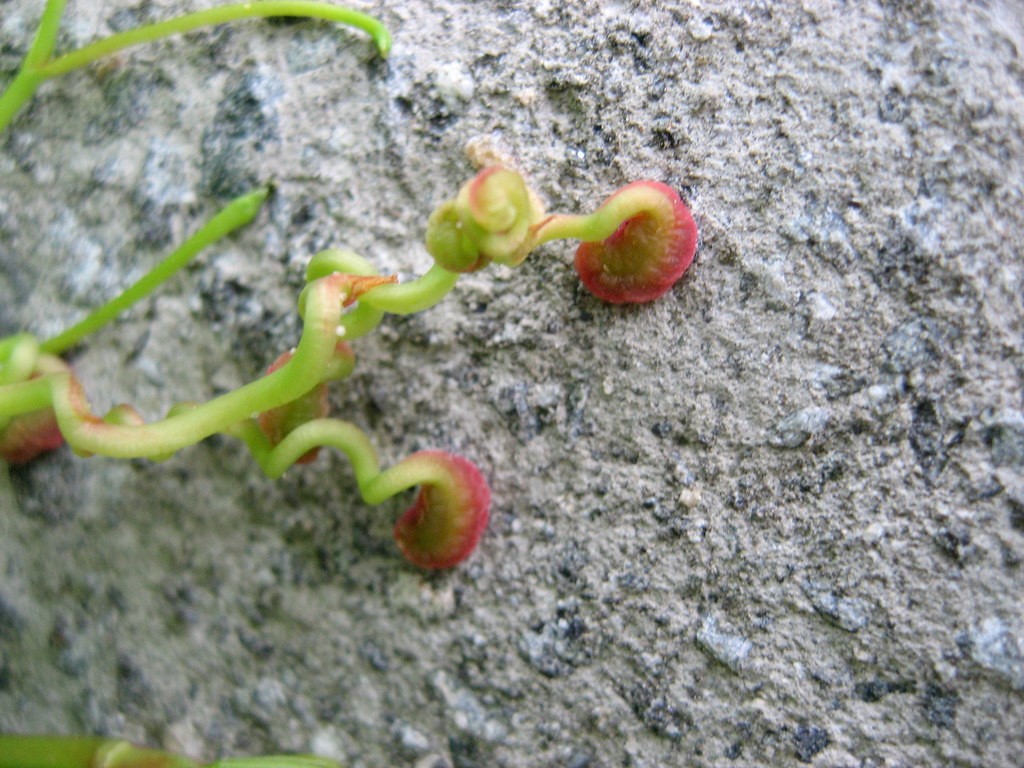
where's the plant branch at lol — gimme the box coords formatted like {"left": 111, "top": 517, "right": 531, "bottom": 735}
{"left": 41, "top": 188, "right": 270, "bottom": 355}
{"left": 0, "top": 2, "right": 390, "bottom": 133}
{"left": 0, "top": 274, "right": 347, "bottom": 458}
{"left": 39, "top": 1, "right": 392, "bottom": 79}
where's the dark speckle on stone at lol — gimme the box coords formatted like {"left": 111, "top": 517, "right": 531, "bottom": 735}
{"left": 116, "top": 652, "right": 152, "bottom": 717}
{"left": 448, "top": 733, "right": 484, "bottom": 768}
{"left": 201, "top": 67, "right": 283, "bottom": 199}
{"left": 519, "top": 604, "right": 589, "bottom": 678}
{"left": 966, "top": 617, "right": 1024, "bottom": 690}
{"left": 651, "top": 420, "right": 673, "bottom": 438}
{"left": 854, "top": 678, "right": 914, "bottom": 702}
{"left": 9, "top": 452, "right": 83, "bottom": 525}
{"left": 921, "top": 683, "right": 958, "bottom": 728}
{"left": 48, "top": 614, "right": 72, "bottom": 652}
{"left": 132, "top": 199, "right": 174, "bottom": 250}
{"left": 628, "top": 682, "right": 689, "bottom": 741}
{"left": 876, "top": 231, "right": 934, "bottom": 296}
{"left": 650, "top": 128, "right": 678, "bottom": 150}
{"left": 95, "top": 69, "right": 168, "bottom": 137}
{"left": 616, "top": 571, "right": 650, "bottom": 593}
{"left": 1009, "top": 495, "right": 1024, "bottom": 532}
{"left": 802, "top": 581, "right": 869, "bottom": 632}
{"left": 910, "top": 399, "right": 948, "bottom": 481}
{"left": 359, "top": 639, "right": 390, "bottom": 672}
{"left": 793, "top": 724, "right": 829, "bottom": 763}
{"left": 0, "top": 652, "right": 10, "bottom": 691}
{"left": 106, "top": 5, "right": 159, "bottom": 32}
{"left": 0, "top": 593, "right": 24, "bottom": 642}
{"left": 770, "top": 407, "right": 830, "bottom": 449}
{"left": 162, "top": 579, "right": 200, "bottom": 628}
{"left": 131, "top": 140, "right": 193, "bottom": 249}
{"left": 106, "top": 586, "right": 128, "bottom": 613}
{"left": 882, "top": 317, "right": 946, "bottom": 374}
{"left": 237, "top": 628, "right": 274, "bottom": 660}
{"left": 492, "top": 383, "right": 541, "bottom": 442}
{"left": 696, "top": 615, "right": 752, "bottom": 671}
{"left": 555, "top": 541, "right": 589, "bottom": 584}
{"left": 879, "top": 88, "right": 910, "bottom": 123}
{"left": 933, "top": 525, "right": 972, "bottom": 563}
{"left": 985, "top": 410, "right": 1024, "bottom": 468}
{"left": 566, "top": 751, "right": 595, "bottom": 768}
{"left": 265, "top": 15, "right": 307, "bottom": 27}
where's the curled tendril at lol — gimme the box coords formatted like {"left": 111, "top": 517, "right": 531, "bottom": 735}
{"left": 0, "top": 246, "right": 492, "bottom": 567}
{"left": 0, "top": 402, "right": 65, "bottom": 464}
{"left": 257, "top": 342, "right": 354, "bottom": 464}
{"left": 391, "top": 451, "right": 491, "bottom": 569}
{"left": 424, "top": 167, "right": 698, "bottom": 303}
{"left": 572, "top": 181, "right": 698, "bottom": 304}
{"left": 0, "top": 344, "right": 68, "bottom": 464}
{"left": 2, "top": 0, "right": 696, "bottom": 570}
{"left": 0, "top": 4, "right": 502, "bottom": 570}
{"left": 425, "top": 167, "right": 543, "bottom": 272}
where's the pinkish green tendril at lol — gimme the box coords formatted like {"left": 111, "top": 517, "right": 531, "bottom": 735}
{"left": 0, "top": 3, "right": 697, "bottom": 570}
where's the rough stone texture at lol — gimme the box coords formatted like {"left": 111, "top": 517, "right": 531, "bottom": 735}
{"left": 1, "top": 1, "right": 1023, "bottom": 766}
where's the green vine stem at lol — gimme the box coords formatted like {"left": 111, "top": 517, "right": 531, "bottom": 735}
{"left": 0, "top": 733, "right": 342, "bottom": 768}
{"left": 3, "top": 272, "right": 362, "bottom": 458}
{"left": 0, "top": 0, "right": 391, "bottom": 133}
{"left": 0, "top": 2, "right": 698, "bottom": 573}
{"left": 0, "top": 735, "right": 195, "bottom": 768}
{"left": 300, "top": 249, "right": 461, "bottom": 342}
{"left": 41, "top": 188, "right": 270, "bottom": 355}
{"left": 229, "top": 416, "right": 494, "bottom": 567}
{"left": 232, "top": 417, "right": 474, "bottom": 505}
{"left": 22, "top": 0, "right": 66, "bottom": 70}
{"left": 0, "top": 164, "right": 696, "bottom": 563}
{"left": 0, "top": 214, "right": 490, "bottom": 566}
{"left": 424, "top": 168, "right": 698, "bottom": 304}
{"left": 530, "top": 180, "right": 680, "bottom": 245}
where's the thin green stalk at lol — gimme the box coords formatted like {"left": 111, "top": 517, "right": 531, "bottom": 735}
{"left": 0, "top": 334, "right": 39, "bottom": 385}
{"left": 0, "top": 67, "right": 45, "bottom": 134}
{"left": 0, "top": 1, "right": 390, "bottom": 133}
{"left": 92, "top": 740, "right": 198, "bottom": 768}
{"left": 0, "top": 733, "right": 144, "bottom": 768}
{"left": 304, "top": 249, "right": 460, "bottom": 314}
{"left": 0, "top": 334, "right": 29, "bottom": 361}
{"left": 231, "top": 417, "right": 380, "bottom": 485}
{"left": 0, "top": 377, "right": 54, "bottom": 416}
{"left": 23, "top": 0, "right": 68, "bottom": 68}
{"left": 38, "top": 1, "right": 392, "bottom": 79}
{"left": 359, "top": 265, "right": 460, "bottom": 315}
{"left": 302, "top": 250, "right": 459, "bottom": 339}
{"left": 330, "top": 266, "right": 459, "bottom": 341}
{"left": 362, "top": 451, "right": 451, "bottom": 505}
{"left": 532, "top": 184, "right": 670, "bottom": 245}
{"left": 41, "top": 188, "right": 270, "bottom": 355}
{"left": 0, "top": 735, "right": 342, "bottom": 768}
{"left": 0, "top": 0, "right": 64, "bottom": 128}
{"left": 231, "top": 418, "right": 453, "bottom": 511}
{"left": 0, "top": 735, "right": 109, "bottom": 768}
{"left": 33, "top": 275, "right": 345, "bottom": 458}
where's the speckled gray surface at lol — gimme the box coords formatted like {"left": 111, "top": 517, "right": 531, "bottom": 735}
{"left": 1, "top": 1, "right": 1023, "bottom": 766}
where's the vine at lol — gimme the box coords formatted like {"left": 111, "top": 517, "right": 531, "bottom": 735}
{"left": 0, "top": 1, "right": 698, "bottom": 572}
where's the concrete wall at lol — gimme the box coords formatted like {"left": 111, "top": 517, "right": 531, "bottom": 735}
{"left": 2, "top": 1, "right": 1022, "bottom": 765}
